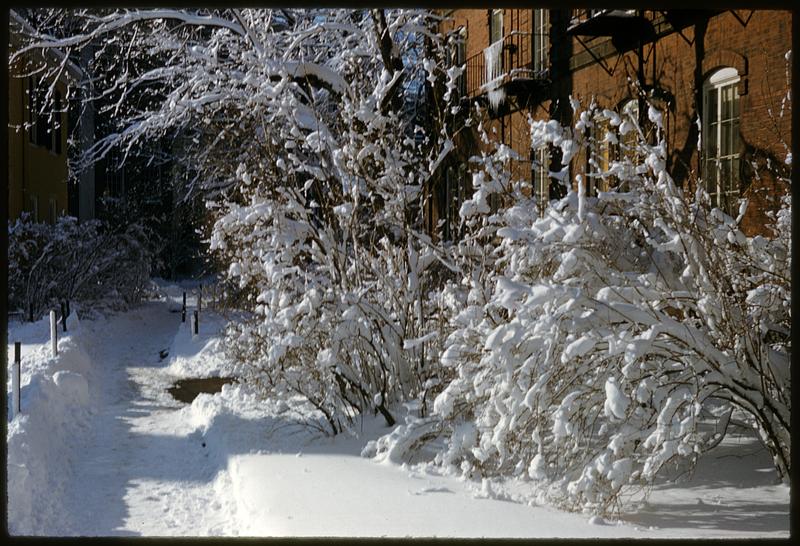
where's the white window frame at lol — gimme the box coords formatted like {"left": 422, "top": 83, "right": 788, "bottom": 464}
{"left": 702, "top": 67, "right": 741, "bottom": 212}
{"left": 533, "top": 9, "right": 550, "bottom": 75}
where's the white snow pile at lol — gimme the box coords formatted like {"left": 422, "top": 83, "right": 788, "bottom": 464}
{"left": 6, "top": 311, "right": 90, "bottom": 535}
{"left": 166, "top": 312, "right": 233, "bottom": 378}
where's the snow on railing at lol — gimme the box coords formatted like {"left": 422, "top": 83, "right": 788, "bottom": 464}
{"left": 465, "top": 31, "right": 546, "bottom": 101}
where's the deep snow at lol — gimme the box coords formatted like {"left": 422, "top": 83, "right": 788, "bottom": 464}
{"left": 5, "top": 282, "right": 790, "bottom": 537}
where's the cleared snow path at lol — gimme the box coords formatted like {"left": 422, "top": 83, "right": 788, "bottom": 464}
{"left": 44, "top": 301, "right": 237, "bottom": 536}
{"left": 9, "top": 294, "right": 789, "bottom": 537}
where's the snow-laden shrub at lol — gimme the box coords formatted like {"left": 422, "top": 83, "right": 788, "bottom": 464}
{"left": 11, "top": 8, "right": 468, "bottom": 434}
{"left": 8, "top": 214, "right": 158, "bottom": 320}
{"left": 205, "top": 10, "right": 464, "bottom": 434}
{"left": 371, "top": 101, "right": 791, "bottom": 515}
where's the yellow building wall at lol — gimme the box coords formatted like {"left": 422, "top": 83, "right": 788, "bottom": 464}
{"left": 8, "top": 55, "right": 70, "bottom": 224}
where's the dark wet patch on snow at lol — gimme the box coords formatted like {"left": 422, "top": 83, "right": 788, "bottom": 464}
{"left": 167, "top": 377, "right": 236, "bottom": 404}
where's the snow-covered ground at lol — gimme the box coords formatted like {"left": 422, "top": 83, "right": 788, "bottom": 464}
{"left": 6, "top": 282, "right": 790, "bottom": 537}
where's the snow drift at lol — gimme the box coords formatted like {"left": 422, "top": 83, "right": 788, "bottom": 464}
{"left": 7, "top": 312, "right": 92, "bottom": 535}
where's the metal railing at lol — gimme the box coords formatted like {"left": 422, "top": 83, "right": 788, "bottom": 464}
{"left": 463, "top": 31, "right": 548, "bottom": 98}
{"left": 569, "top": 9, "right": 637, "bottom": 29}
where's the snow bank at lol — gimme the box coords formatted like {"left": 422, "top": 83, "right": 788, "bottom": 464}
{"left": 158, "top": 298, "right": 788, "bottom": 538}
{"left": 6, "top": 314, "right": 92, "bottom": 535}
{"left": 166, "top": 312, "right": 234, "bottom": 378}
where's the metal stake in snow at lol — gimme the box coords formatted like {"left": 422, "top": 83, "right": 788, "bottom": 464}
{"left": 50, "top": 310, "right": 58, "bottom": 357}
{"left": 193, "top": 310, "right": 199, "bottom": 336}
{"left": 61, "top": 301, "right": 68, "bottom": 332}
{"left": 13, "top": 342, "right": 21, "bottom": 416}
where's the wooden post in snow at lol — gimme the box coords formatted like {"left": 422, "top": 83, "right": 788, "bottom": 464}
{"left": 50, "top": 310, "right": 58, "bottom": 357}
{"left": 198, "top": 284, "right": 203, "bottom": 313}
{"left": 182, "top": 291, "right": 187, "bottom": 323}
{"left": 12, "top": 342, "right": 21, "bottom": 416}
{"left": 61, "top": 301, "right": 68, "bottom": 332}
{"left": 193, "top": 310, "right": 199, "bottom": 336}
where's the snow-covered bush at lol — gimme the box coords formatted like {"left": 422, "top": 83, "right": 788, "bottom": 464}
{"left": 12, "top": 8, "right": 471, "bottom": 433}
{"left": 206, "top": 10, "right": 466, "bottom": 434}
{"left": 372, "top": 101, "right": 790, "bottom": 515}
{"left": 8, "top": 214, "right": 158, "bottom": 320}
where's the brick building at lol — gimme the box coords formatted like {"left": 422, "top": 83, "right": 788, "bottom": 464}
{"left": 430, "top": 9, "right": 792, "bottom": 239}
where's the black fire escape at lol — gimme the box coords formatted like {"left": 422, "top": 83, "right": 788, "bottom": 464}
{"left": 463, "top": 15, "right": 550, "bottom": 115}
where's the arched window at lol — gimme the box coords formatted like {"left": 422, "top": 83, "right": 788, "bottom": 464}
{"left": 703, "top": 67, "right": 741, "bottom": 212}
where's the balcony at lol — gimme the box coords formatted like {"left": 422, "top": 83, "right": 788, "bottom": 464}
{"left": 463, "top": 31, "right": 549, "bottom": 109}
{"left": 568, "top": 9, "right": 655, "bottom": 50}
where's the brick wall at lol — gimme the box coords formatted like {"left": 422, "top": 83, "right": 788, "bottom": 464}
{"left": 439, "top": 9, "right": 792, "bottom": 236}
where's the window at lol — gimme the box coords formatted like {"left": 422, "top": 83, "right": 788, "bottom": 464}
{"left": 703, "top": 67, "right": 741, "bottom": 213}
{"left": 619, "top": 99, "right": 641, "bottom": 186}
{"left": 48, "top": 197, "right": 58, "bottom": 225}
{"left": 588, "top": 115, "right": 614, "bottom": 196}
{"left": 106, "top": 151, "right": 126, "bottom": 199}
{"left": 27, "top": 76, "right": 62, "bottom": 153}
{"left": 485, "top": 10, "right": 504, "bottom": 84}
{"left": 533, "top": 146, "right": 550, "bottom": 215}
{"left": 443, "top": 165, "right": 468, "bottom": 242}
{"left": 533, "top": 10, "right": 550, "bottom": 75}
{"left": 449, "top": 27, "right": 467, "bottom": 97}
{"left": 29, "top": 195, "right": 39, "bottom": 223}
{"left": 490, "top": 9, "right": 503, "bottom": 45}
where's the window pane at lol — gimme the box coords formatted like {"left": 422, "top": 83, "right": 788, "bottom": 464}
{"left": 705, "top": 160, "right": 717, "bottom": 195}
{"left": 731, "top": 118, "right": 740, "bottom": 153}
{"left": 721, "top": 120, "right": 731, "bottom": 156}
{"left": 732, "top": 86, "right": 740, "bottom": 118}
{"left": 721, "top": 86, "right": 733, "bottom": 121}
{"left": 721, "top": 158, "right": 731, "bottom": 192}
{"left": 707, "top": 88, "right": 718, "bottom": 124}
{"left": 706, "top": 121, "right": 718, "bottom": 156}
{"left": 491, "top": 10, "right": 503, "bottom": 43}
